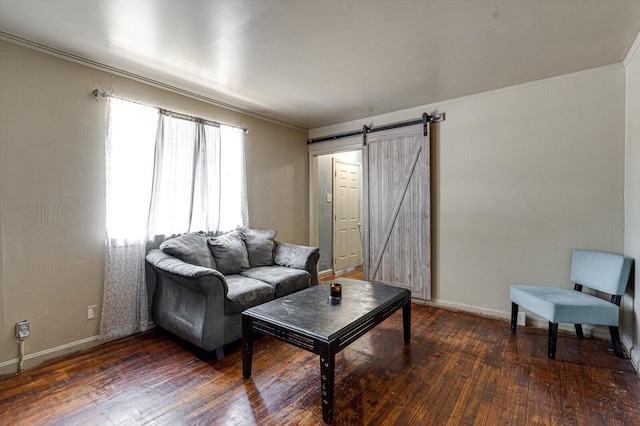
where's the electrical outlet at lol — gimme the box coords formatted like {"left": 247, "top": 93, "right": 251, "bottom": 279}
{"left": 87, "top": 305, "right": 97, "bottom": 320}
{"left": 517, "top": 312, "right": 526, "bottom": 326}
{"left": 15, "top": 320, "right": 30, "bottom": 339}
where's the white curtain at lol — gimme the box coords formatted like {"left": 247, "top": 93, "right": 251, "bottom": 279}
{"left": 100, "top": 99, "right": 247, "bottom": 341}
{"left": 146, "top": 112, "right": 247, "bottom": 236}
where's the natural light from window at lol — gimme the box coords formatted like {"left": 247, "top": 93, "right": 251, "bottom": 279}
{"left": 106, "top": 98, "right": 246, "bottom": 245}
{"left": 106, "top": 98, "right": 157, "bottom": 243}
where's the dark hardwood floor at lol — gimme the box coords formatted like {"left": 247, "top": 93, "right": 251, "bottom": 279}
{"left": 2, "top": 266, "right": 639, "bottom": 425}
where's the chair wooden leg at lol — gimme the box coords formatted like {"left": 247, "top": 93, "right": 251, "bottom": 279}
{"left": 548, "top": 322, "right": 558, "bottom": 360}
{"left": 574, "top": 324, "right": 584, "bottom": 338}
{"left": 511, "top": 303, "right": 518, "bottom": 333}
{"left": 609, "top": 326, "right": 624, "bottom": 358}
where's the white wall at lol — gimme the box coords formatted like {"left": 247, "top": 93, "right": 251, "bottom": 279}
{"left": 0, "top": 40, "right": 309, "bottom": 374}
{"left": 311, "top": 65, "right": 627, "bottom": 330}
{"left": 624, "top": 33, "right": 640, "bottom": 372}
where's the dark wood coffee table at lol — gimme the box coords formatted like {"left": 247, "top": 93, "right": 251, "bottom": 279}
{"left": 242, "top": 278, "right": 411, "bottom": 423}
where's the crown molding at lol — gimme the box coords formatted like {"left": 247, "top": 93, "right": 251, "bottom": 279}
{"left": 624, "top": 31, "right": 640, "bottom": 66}
{"left": 0, "top": 32, "right": 308, "bottom": 132}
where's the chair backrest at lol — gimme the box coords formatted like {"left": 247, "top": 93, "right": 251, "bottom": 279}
{"left": 570, "top": 249, "right": 633, "bottom": 295}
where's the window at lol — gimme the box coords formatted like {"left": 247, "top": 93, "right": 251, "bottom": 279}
{"left": 106, "top": 98, "right": 247, "bottom": 245}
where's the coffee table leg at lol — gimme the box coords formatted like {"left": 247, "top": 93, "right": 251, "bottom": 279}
{"left": 403, "top": 299, "right": 411, "bottom": 344}
{"left": 242, "top": 314, "right": 253, "bottom": 379}
{"left": 320, "top": 346, "right": 335, "bottom": 423}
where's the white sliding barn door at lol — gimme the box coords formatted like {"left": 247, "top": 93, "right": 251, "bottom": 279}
{"left": 363, "top": 124, "right": 431, "bottom": 300}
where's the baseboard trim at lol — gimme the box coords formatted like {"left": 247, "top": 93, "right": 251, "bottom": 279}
{"left": 631, "top": 347, "right": 640, "bottom": 375}
{"left": 318, "top": 269, "right": 334, "bottom": 278}
{"left": 420, "top": 298, "right": 510, "bottom": 320}
{"left": 421, "top": 298, "right": 610, "bottom": 340}
{"left": 0, "top": 335, "right": 101, "bottom": 376}
{"left": 622, "top": 334, "right": 640, "bottom": 374}
{"left": 621, "top": 334, "right": 633, "bottom": 354}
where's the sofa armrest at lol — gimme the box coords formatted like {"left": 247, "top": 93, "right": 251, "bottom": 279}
{"left": 145, "top": 249, "right": 230, "bottom": 351}
{"left": 274, "top": 242, "right": 320, "bottom": 286}
{"left": 145, "top": 249, "right": 228, "bottom": 297}
{"left": 146, "top": 249, "right": 224, "bottom": 280}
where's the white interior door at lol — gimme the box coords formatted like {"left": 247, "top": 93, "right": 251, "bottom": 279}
{"left": 363, "top": 123, "right": 430, "bottom": 300}
{"left": 333, "top": 159, "right": 362, "bottom": 272}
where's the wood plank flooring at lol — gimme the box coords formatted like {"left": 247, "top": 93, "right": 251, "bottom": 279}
{"left": 1, "top": 267, "right": 639, "bottom": 425}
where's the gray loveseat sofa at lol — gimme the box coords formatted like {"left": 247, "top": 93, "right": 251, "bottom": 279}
{"left": 145, "top": 228, "right": 320, "bottom": 358}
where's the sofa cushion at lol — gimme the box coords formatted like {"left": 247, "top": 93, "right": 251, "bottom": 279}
{"left": 207, "top": 231, "right": 250, "bottom": 275}
{"left": 274, "top": 242, "right": 318, "bottom": 270}
{"left": 224, "top": 275, "right": 275, "bottom": 315}
{"left": 159, "top": 232, "right": 216, "bottom": 269}
{"left": 237, "top": 227, "right": 277, "bottom": 267}
{"left": 241, "top": 266, "right": 311, "bottom": 298}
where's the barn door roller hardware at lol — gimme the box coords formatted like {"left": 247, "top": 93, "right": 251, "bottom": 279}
{"left": 307, "top": 112, "right": 444, "bottom": 145}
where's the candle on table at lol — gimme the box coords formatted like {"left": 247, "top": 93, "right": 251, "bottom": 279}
{"left": 330, "top": 283, "right": 342, "bottom": 299}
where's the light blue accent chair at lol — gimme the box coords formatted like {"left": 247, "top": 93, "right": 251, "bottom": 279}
{"left": 510, "top": 249, "right": 633, "bottom": 359}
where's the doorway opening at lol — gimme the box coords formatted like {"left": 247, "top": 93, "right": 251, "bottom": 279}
{"left": 312, "top": 149, "right": 363, "bottom": 276}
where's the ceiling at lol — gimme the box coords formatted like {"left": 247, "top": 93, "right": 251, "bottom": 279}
{"left": 1, "top": 0, "right": 640, "bottom": 130}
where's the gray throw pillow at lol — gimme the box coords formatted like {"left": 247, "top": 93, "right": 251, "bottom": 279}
{"left": 207, "top": 231, "right": 250, "bottom": 275}
{"left": 274, "top": 242, "right": 318, "bottom": 270}
{"left": 237, "top": 227, "right": 277, "bottom": 267}
{"left": 159, "top": 232, "right": 216, "bottom": 269}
